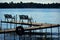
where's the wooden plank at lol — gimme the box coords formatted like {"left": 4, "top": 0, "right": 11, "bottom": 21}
{"left": 25, "top": 24, "right": 60, "bottom": 30}
{"left": 0, "top": 24, "right": 60, "bottom": 34}
{"left": 1, "top": 21, "right": 60, "bottom": 26}
{"left": 0, "top": 29, "right": 15, "bottom": 34}
{"left": 1, "top": 21, "right": 42, "bottom": 26}
{"left": 0, "top": 21, "right": 60, "bottom": 34}
{"left": 0, "top": 30, "right": 46, "bottom": 35}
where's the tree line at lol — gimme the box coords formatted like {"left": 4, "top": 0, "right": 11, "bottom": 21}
{"left": 0, "top": 2, "right": 60, "bottom": 8}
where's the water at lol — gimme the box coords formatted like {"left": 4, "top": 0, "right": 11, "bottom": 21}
{"left": 0, "top": 8, "right": 60, "bottom": 40}
{"left": 0, "top": 9, "right": 60, "bottom": 24}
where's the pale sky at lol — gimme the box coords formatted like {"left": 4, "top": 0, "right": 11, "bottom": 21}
{"left": 0, "top": 0, "right": 60, "bottom": 4}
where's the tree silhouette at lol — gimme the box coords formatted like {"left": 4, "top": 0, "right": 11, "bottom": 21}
{"left": 0, "top": 1, "right": 60, "bottom": 8}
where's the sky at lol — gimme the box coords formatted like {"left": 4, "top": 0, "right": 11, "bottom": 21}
{"left": 0, "top": 0, "right": 60, "bottom": 4}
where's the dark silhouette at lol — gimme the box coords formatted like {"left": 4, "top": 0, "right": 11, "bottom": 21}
{"left": 0, "top": 1, "right": 60, "bottom": 8}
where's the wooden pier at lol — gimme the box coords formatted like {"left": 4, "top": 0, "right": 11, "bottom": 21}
{"left": 0, "top": 14, "right": 60, "bottom": 40}
{"left": 0, "top": 20, "right": 60, "bottom": 34}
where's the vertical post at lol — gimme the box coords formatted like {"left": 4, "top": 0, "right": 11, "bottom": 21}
{"left": 10, "top": 18, "right": 12, "bottom": 40}
{"left": 4, "top": 18, "right": 6, "bottom": 40}
{"left": 22, "top": 19, "right": 23, "bottom": 23}
{"left": 3, "top": 18, "right": 6, "bottom": 40}
{"left": 45, "top": 28, "right": 47, "bottom": 40}
{"left": 7, "top": 18, "right": 8, "bottom": 29}
{"left": 19, "top": 35, "right": 21, "bottom": 40}
{"left": 0, "top": 20, "right": 2, "bottom": 30}
{"left": 24, "top": 34, "right": 25, "bottom": 40}
{"left": 58, "top": 26, "right": 59, "bottom": 40}
{"left": 23, "top": 20, "right": 25, "bottom": 40}
{"left": 34, "top": 30, "right": 36, "bottom": 40}
{"left": 10, "top": 21, "right": 11, "bottom": 29}
{"left": 19, "top": 17, "right": 20, "bottom": 23}
{"left": 4, "top": 29, "right": 5, "bottom": 40}
{"left": 6, "top": 18, "right": 9, "bottom": 39}
{"left": 40, "top": 27, "right": 43, "bottom": 40}
{"left": 41, "top": 29, "right": 43, "bottom": 40}
{"left": 14, "top": 15, "right": 16, "bottom": 40}
{"left": 0, "top": 20, "right": 2, "bottom": 40}
{"left": 29, "top": 18, "right": 32, "bottom": 40}
{"left": 40, "top": 29, "right": 41, "bottom": 40}
{"left": 51, "top": 27, "right": 52, "bottom": 40}
{"left": 29, "top": 28, "right": 32, "bottom": 40}
{"left": 14, "top": 14, "right": 18, "bottom": 38}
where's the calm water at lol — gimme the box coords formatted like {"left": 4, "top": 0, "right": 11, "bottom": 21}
{"left": 0, "top": 8, "right": 60, "bottom": 40}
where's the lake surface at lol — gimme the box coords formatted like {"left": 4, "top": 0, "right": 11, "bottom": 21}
{"left": 0, "top": 8, "right": 60, "bottom": 40}
{"left": 0, "top": 8, "right": 60, "bottom": 24}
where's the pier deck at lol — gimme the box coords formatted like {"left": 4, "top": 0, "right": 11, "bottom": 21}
{"left": 0, "top": 21, "right": 60, "bottom": 34}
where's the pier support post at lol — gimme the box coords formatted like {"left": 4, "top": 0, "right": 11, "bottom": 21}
{"left": 51, "top": 27, "right": 52, "bottom": 40}
{"left": 58, "top": 26, "right": 59, "bottom": 40}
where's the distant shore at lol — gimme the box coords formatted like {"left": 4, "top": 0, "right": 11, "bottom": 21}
{"left": 0, "top": 2, "right": 60, "bottom": 8}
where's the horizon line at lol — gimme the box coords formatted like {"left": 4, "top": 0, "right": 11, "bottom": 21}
{"left": 0, "top": 1, "right": 60, "bottom": 4}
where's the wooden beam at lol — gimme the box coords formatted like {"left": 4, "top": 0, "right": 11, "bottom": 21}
{"left": 0, "top": 24, "right": 60, "bottom": 34}
{"left": 1, "top": 21, "right": 42, "bottom": 26}
{"left": 0, "top": 21, "right": 60, "bottom": 34}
